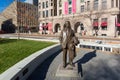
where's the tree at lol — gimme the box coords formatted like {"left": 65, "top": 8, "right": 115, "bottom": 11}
{"left": 83, "top": 6, "right": 104, "bottom": 36}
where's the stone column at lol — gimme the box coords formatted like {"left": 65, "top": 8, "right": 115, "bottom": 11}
{"left": 102, "top": 47, "right": 105, "bottom": 51}
{"left": 114, "top": 0, "right": 116, "bottom": 7}
{"left": 98, "top": 0, "right": 101, "bottom": 10}
{"left": 76, "top": 0, "right": 80, "bottom": 13}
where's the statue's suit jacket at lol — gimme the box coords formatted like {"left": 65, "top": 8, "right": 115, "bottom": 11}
{"left": 59, "top": 28, "right": 79, "bottom": 63}
{"left": 59, "top": 29, "right": 75, "bottom": 49}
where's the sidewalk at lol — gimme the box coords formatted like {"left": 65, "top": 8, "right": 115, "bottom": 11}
{"left": 14, "top": 33, "right": 120, "bottom": 41}
{"left": 27, "top": 49, "right": 120, "bottom": 80}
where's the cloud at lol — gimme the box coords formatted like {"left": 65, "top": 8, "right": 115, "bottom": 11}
{"left": 24, "top": 0, "right": 33, "bottom": 4}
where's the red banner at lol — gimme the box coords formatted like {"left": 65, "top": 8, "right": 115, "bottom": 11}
{"left": 72, "top": 0, "right": 76, "bottom": 13}
{"left": 93, "top": 22, "right": 98, "bottom": 27}
{"left": 48, "top": 23, "right": 52, "bottom": 31}
{"left": 101, "top": 22, "right": 107, "bottom": 26}
{"left": 117, "top": 23, "right": 120, "bottom": 27}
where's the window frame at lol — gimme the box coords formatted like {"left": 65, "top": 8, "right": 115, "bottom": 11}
{"left": 81, "top": 5, "right": 85, "bottom": 12}
{"left": 101, "top": 18, "right": 108, "bottom": 30}
{"left": 46, "top": 10, "right": 48, "bottom": 17}
{"left": 69, "top": 7, "right": 72, "bottom": 14}
{"left": 101, "top": 0, "right": 107, "bottom": 9}
{"left": 93, "top": 0, "right": 99, "bottom": 11}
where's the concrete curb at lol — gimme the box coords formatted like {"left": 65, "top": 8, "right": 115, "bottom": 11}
{"left": 0, "top": 44, "right": 61, "bottom": 80}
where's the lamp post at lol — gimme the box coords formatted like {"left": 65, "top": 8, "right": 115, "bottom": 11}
{"left": 15, "top": 0, "right": 20, "bottom": 39}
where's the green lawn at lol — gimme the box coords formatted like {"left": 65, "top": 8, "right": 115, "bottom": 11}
{"left": 0, "top": 39, "right": 56, "bottom": 74}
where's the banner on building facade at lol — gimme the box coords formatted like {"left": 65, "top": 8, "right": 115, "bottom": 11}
{"left": 48, "top": 23, "right": 52, "bottom": 31}
{"left": 72, "top": 0, "right": 76, "bottom": 13}
{"left": 39, "top": 23, "right": 42, "bottom": 31}
{"left": 64, "top": 2, "right": 68, "bottom": 15}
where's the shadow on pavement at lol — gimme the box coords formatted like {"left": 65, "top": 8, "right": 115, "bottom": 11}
{"left": 75, "top": 50, "right": 120, "bottom": 80}
{"left": 75, "top": 50, "right": 97, "bottom": 77}
{"left": 83, "top": 55, "right": 120, "bottom": 80}
{"left": 27, "top": 49, "right": 61, "bottom": 80}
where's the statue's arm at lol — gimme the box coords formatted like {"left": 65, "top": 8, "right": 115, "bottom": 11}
{"left": 59, "top": 31, "right": 63, "bottom": 44}
{"left": 72, "top": 30, "right": 80, "bottom": 45}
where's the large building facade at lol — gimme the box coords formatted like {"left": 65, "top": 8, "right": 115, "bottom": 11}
{"left": 38, "top": 0, "right": 120, "bottom": 37}
{"left": 0, "top": 1, "right": 38, "bottom": 33}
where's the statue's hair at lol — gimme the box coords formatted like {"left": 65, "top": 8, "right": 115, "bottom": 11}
{"left": 63, "top": 21, "right": 71, "bottom": 30}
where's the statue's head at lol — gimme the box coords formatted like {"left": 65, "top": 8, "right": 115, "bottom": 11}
{"left": 64, "top": 21, "right": 71, "bottom": 30}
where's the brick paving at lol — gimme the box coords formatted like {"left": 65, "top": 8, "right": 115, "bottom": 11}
{"left": 27, "top": 49, "right": 120, "bottom": 80}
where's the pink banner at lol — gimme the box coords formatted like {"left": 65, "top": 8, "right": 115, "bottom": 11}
{"left": 72, "top": 0, "right": 76, "bottom": 13}
{"left": 64, "top": 2, "right": 68, "bottom": 15}
{"left": 115, "top": 17, "right": 117, "bottom": 27}
{"left": 48, "top": 23, "right": 52, "bottom": 31}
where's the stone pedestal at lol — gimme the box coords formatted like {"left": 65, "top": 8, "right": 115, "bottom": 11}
{"left": 56, "top": 64, "right": 79, "bottom": 77}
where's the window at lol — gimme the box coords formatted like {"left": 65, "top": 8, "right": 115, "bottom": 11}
{"left": 116, "top": 0, "right": 118, "bottom": 7}
{"left": 102, "top": 0, "right": 107, "bottom": 9}
{"left": 80, "top": 23, "right": 84, "bottom": 30}
{"left": 101, "top": 27, "right": 107, "bottom": 31}
{"left": 51, "top": 0, "right": 53, "bottom": 6}
{"left": 39, "top": 3, "right": 41, "bottom": 9}
{"left": 111, "top": 0, "right": 114, "bottom": 8}
{"left": 81, "top": 0, "right": 84, "bottom": 3}
{"left": 94, "top": 0, "right": 98, "bottom": 10}
{"left": 43, "top": 11, "right": 45, "bottom": 18}
{"left": 93, "top": 26, "right": 99, "bottom": 30}
{"left": 42, "top": 2, "right": 45, "bottom": 8}
{"left": 93, "top": 19, "right": 98, "bottom": 22}
{"left": 68, "top": 0, "right": 72, "bottom": 5}
{"left": 59, "top": 0, "right": 62, "bottom": 7}
{"left": 51, "top": 9, "right": 53, "bottom": 16}
{"left": 59, "top": 9, "right": 62, "bottom": 15}
{"left": 39, "top": 5, "right": 41, "bottom": 9}
{"left": 101, "top": 18, "right": 107, "bottom": 22}
{"left": 46, "top": 1, "right": 48, "bottom": 8}
{"left": 87, "top": 1, "right": 90, "bottom": 11}
{"left": 81, "top": 5, "right": 84, "bottom": 12}
{"left": 93, "top": 19, "right": 99, "bottom": 30}
{"left": 46, "top": 10, "right": 48, "bottom": 17}
{"left": 69, "top": 7, "right": 72, "bottom": 14}
{"left": 117, "top": 14, "right": 120, "bottom": 23}
{"left": 101, "top": 18, "right": 107, "bottom": 30}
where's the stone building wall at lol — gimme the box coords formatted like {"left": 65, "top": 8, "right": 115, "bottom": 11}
{"left": 0, "top": 1, "right": 38, "bottom": 33}
{"left": 38, "top": 0, "right": 120, "bottom": 37}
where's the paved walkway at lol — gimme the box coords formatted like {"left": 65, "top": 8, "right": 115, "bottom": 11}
{"left": 27, "top": 49, "right": 120, "bottom": 80}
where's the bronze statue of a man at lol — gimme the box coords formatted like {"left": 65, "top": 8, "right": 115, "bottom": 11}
{"left": 59, "top": 21, "right": 79, "bottom": 68}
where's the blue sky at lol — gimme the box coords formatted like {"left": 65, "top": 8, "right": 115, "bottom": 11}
{"left": 0, "top": 0, "right": 33, "bottom": 13}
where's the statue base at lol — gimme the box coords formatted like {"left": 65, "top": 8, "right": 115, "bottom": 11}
{"left": 56, "top": 64, "right": 79, "bottom": 77}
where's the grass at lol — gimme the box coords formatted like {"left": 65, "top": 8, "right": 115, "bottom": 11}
{"left": 0, "top": 38, "right": 56, "bottom": 74}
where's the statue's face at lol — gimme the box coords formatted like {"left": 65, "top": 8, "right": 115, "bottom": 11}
{"left": 65, "top": 21, "right": 69, "bottom": 28}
